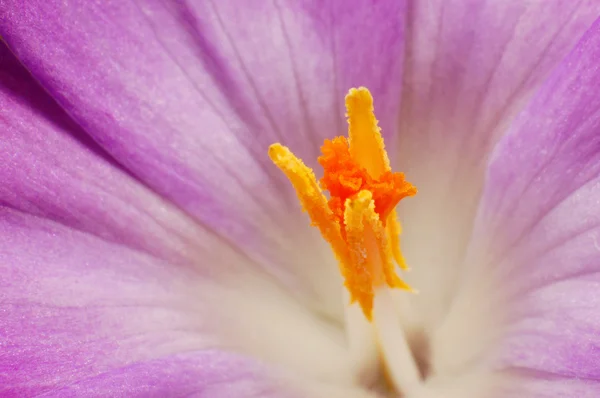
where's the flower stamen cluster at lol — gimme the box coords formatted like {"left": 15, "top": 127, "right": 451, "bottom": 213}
{"left": 269, "top": 87, "right": 416, "bottom": 319}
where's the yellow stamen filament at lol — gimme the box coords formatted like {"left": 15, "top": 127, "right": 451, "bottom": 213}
{"left": 268, "top": 87, "right": 416, "bottom": 320}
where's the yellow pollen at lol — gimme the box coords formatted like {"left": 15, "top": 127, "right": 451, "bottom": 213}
{"left": 268, "top": 87, "right": 416, "bottom": 320}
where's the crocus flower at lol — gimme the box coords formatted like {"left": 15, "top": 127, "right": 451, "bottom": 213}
{"left": 2, "top": 1, "right": 600, "bottom": 397}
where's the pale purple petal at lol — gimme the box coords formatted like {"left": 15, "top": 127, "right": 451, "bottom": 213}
{"left": 0, "top": 31, "right": 344, "bottom": 370}
{"left": 0, "top": 0, "right": 406, "bottom": 317}
{"left": 0, "top": 5, "right": 375, "bottom": 390}
{"left": 41, "top": 351, "right": 297, "bottom": 398}
{"left": 0, "top": 208, "right": 209, "bottom": 396}
{"left": 437, "top": 16, "right": 600, "bottom": 397}
{"left": 0, "top": 41, "right": 204, "bottom": 265}
{"left": 31, "top": 350, "right": 375, "bottom": 398}
{"left": 0, "top": 207, "right": 356, "bottom": 394}
{"left": 397, "top": 0, "right": 600, "bottom": 333}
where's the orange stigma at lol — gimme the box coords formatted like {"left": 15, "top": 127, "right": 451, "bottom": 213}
{"left": 268, "top": 87, "right": 416, "bottom": 320}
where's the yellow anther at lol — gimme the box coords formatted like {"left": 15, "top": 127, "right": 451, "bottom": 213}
{"left": 268, "top": 144, "right": 351, "bottom": 269}
{"left": 346, "top": 87, "right": 391, "bottom": 178}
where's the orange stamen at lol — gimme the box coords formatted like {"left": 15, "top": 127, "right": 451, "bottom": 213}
{"left": 268, "top": 87, "right": 417, "bottom": 320}
{"left": 318, "top": 136, "right": 416, "bottom": 230}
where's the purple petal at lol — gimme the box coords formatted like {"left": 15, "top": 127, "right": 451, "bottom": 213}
{"left": 0, "top": 0, "right": 406, "bottom": 316}
{"left": 438, "top": 16, "right": 600, "bottom": 396}
{"left": 0, "top": 208, "right": 208, "bottom": 396}
{"left": 33, "top": 350, "right": 375, "bottom": 398}
{"left": 0, "top": 10, "right": 365, "bottom": 390}
{"left": 0, "top": 18, "right": 339, "bottom": 364}
{"left": 0, "top": 42, "right": 203, "bottom": 265}
{"left": 0, "top": 207, "right": 355, "bottom": 394}
{"left": 397, "top": 0, "right": 600, "bottom": 333}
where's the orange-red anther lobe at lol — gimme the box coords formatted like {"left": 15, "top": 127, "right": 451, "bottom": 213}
{"left": 318, "top": 137, "right": 417, "bottom": 231}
